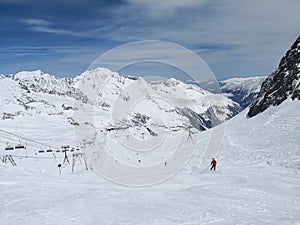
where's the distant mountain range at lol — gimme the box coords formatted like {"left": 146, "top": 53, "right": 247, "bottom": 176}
{"left": 0, "top": 68, "right": 244, "bottom": 139}
{"left": 187, "top": 76, "right": 265, "bottom": 109}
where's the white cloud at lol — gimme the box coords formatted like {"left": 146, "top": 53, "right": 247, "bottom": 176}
{"left": 99, "top": 0, "right": 300, "bottom": 77}
{"left": 125, "top": 0, "right": 208, "bottom": 16}
{"left": 22, "top": 19, "right": 51, "bottom": 26}
{"left": 14, "top": 0, "right": 300, "bottom": 78}
{"left": 21, "top": 18, "right": 89, "bottom": 37}
{"left": 88, "top": 40, "right": 215, "bottom": 82}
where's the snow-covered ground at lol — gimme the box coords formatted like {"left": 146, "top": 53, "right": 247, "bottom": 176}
{"left": 1, "top": 97, "right": 299, "bottom": 224}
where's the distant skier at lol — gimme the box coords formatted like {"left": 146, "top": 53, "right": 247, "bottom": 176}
{"left": 210, "top": 158, "right": 217, "bottom": 171}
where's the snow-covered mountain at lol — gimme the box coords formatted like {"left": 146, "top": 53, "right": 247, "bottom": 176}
{"left": 187, "top": 76, "right": 265, "bottom": 109}
{"left": 220, "top": 76, "right": 265, "bottom": 108}
{"left": 248, "top": 35, "right": 300, "bottom": 117}
{"left": 0, "top": 70, "right": 88, "bottom": 118}
{"left": 0, "top": 68, "right": 240, "bottom": 135}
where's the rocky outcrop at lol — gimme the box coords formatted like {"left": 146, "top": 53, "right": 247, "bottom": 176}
{"left": 248, "top": 36, "right": 300, "bottom": 117}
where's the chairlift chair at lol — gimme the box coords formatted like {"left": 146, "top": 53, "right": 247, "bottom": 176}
{"left": 5, "top": 142, "right": 14, "bottom": 151}
{"left": 5, "top": 146, "right": 14, "bottom": 151}
{"left": 15, "top": 145, "right": 25, "bottom": 149}
{"left": 61, "top": 145, "right": 70, "bottom": 152}
{"left": 61, "top": 145, "right": 70, "bottom": 149}
{"left": 15, "top": 144, "right": 25, "bottom": 149}
{"left": 14, "top": 140, "right": 26, "bottom": 150}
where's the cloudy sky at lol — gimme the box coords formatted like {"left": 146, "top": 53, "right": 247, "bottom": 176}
{"left": 0, "top": 0, "right": 299, "bottom": 80}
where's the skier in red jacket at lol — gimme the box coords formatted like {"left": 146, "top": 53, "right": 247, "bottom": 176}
{"left": 210, "top": 158, "right": 217, "bottom": 170}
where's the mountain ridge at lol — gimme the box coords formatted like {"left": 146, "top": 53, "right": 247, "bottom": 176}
{"left": 0, "top": 68, "right": 241, "bottom": 135}
{"left": 248, "top": 35, "right": 300, "bottom": 117}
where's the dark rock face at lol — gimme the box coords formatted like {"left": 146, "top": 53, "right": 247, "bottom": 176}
{"left": 248, "top": 36, "right": 300, "bottom": 117}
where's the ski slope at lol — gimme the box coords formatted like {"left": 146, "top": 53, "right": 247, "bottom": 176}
{"left": 1, "top": 99, "right": 300, "bottom": 225}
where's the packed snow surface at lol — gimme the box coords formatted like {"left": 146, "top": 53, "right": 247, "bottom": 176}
{"left": 1, "top": 96, "right": 299, "bottom": 224}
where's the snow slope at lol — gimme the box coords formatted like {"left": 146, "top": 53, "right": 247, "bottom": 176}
{"left": 1, "top": 98, "right": 299, "bottom": 225}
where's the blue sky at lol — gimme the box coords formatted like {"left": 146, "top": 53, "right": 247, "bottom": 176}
{"left": 0, "top": 0, "right": 299, "bottom": 80}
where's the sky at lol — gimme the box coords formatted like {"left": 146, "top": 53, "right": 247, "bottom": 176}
{"left": 0, "top": 0, "right": 299, "bottom": 81}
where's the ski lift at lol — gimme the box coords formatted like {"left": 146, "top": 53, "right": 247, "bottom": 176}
{"left": 70, "top": 147, "right": 75, "bottom": 152}
{"left": 38, "top": 150, "right": 45, "bottom": 153}
{"left": 46, "top": 149, "right": 53, "bottom": 153}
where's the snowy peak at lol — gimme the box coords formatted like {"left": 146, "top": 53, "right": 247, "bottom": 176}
{"left": 221, "top": 76, "right": 265, "bottom": 94}
{"left": 11, "top": 70, "right": 89, "bottom": 103}
{"left": 14, "top": 70, "right": 72, "bottom": 92}
{"left": 15, "top": 69, "right": 45, "bottom": 77}
{"left": 248, "top": 35, "right": 300, "bottom": 117}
